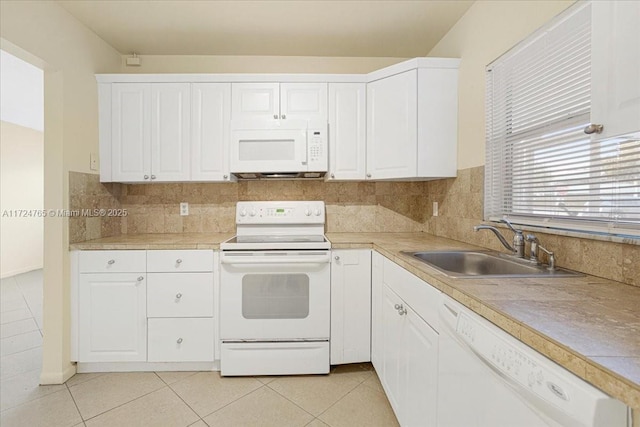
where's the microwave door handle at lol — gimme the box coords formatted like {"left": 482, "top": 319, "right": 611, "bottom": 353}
{"left": 302, "top": 131, "right": 308, "bottom": 166}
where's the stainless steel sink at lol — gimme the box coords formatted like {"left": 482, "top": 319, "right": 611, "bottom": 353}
{"left": 401, "top": 250, "right": 581, "bottom": 278}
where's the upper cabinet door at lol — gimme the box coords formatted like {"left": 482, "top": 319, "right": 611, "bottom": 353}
{"left": 280, "top": 83, "right": 328, "bottom": 121}
{"left": 591, "top": 0, "right": 640, "bottom": 139}
{"left": 328, "top": 83, "right": 366, "bottom": 180}
{"left": 151, "top": 83, "right": 191, "bottom": 182}
{"left": 191, "top": 83, "right": 232, "bottom": 181}
{"left": 367, "top": 70, "right": 418, "bottom": 180}
{"left": 231, "top": 83, "right": 280, "bottom": 120}
{"left": 111, "top": 83, "right": 152, "bottom": 182}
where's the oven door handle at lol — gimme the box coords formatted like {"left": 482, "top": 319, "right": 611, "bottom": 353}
{"left": 220, "top": 254, "right": 331, "bottom": 265}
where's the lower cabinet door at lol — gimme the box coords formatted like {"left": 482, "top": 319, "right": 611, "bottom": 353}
{"left": 380, "top": 284, "right": 404, "bottom": 413}
{"left": 147, "top": 318, "right": 214, "bottom": 362}
{"left": 400, "top": 305, "right": 439, "bottom": 427}
{"left": 78, "top": 273, "right": 147, "bottom": 362}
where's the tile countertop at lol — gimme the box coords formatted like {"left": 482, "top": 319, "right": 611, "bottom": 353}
{"left": 328, "top": 232, "right": 640, "bottom": 410}
{"left": 70, "top": 231, "right": 640, "bottom": 409}
{"left": 69, "top": 232, "right": 235, "bottom": 250}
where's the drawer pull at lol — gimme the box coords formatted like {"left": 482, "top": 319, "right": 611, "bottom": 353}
{"left": 176, "top": 259, "right": 183, "bottom": 264}
{"left": 107, "top": 259, "right": 115, "bottom": 265}
{"left": 137, "top": 276, "right": 144, "bottom": 282}
{"left": 177, "top": 338, "right": 183, "bottom": 344}
{"left": 176, "top": 293, "right": 183, "bottom": 299}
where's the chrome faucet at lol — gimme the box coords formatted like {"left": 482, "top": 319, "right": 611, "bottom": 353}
{"left": 473, "top": 219, "right": 525, "bottom": 258}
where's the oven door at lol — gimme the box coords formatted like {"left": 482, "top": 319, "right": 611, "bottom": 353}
{"left": 220, "top": 250, "right": 330, "bottom": 341}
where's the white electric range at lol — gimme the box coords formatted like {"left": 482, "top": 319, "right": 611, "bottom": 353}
{"left": 219, "top": 201, "right": 331, "bottom": 376}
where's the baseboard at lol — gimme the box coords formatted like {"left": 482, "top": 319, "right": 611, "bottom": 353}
{"left": 39, "top": 363, "right": 76, "bottom": 385}
{"left": 0, "top": 265, "right": 43, "bottom": 279}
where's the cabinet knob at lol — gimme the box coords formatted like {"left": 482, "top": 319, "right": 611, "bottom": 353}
{"left": 107, "top": 259, "right": 115, "bottom": 265}
{"left": 584, "top": 124, "right": 604, "bottom": 135}
{"left": 334, "top": 255, "right": 340, "bottom": 261}
{"left": 150, "top": 175, "right": 156, "bottom": 180}
{"left": 176, "top": 293, "right": 182, "bottom": 299}
{"left": 273, "top": 114, "right": 278, "bottom": 119}
{"left": 366, "top": 173, "right": 372, "bottom": 178}
{"left": 281, "top": 114, "right": 286, "bottom": 119}
{"left": 137, "top": 276, "right": 144, "bottom": 281}
{"left": 395, "top": 304, "right": 407, "bottom": 316}
{"left": 223, "top": 174, "right": 228, "bottom": 179}
{"left": 176, "top": 259, "right": 182, "bottom": 264}
{"left": 394, "top": 304, "right": 401, "bottom": 310}
{"left": 177, "top": 338, "right": 183, "bottom": 344}
{"left": 144, "top": 175, "right": 149, "bottom": 180}
{"left": 330, "top": 173, "right": 335, "bottom": 178}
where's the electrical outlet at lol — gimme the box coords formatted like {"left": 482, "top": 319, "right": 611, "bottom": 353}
{"left": 433, "top": 201, "right": 439, "bottom": 217}
{"left": 180, "top": 202, "right": 189, "bottom": 216}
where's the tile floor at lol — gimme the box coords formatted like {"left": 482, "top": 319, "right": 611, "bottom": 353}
{"left": 0, "top": 270, "right": 399, "bottom": 427}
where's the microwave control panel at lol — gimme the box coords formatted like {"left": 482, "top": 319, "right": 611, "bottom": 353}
{"left": 307, "top": 128, "right": 328, "bottom": 171}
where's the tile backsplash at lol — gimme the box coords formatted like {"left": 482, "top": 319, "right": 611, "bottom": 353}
{"left": 69, "top": 169, "right": 639, "bottom": 287}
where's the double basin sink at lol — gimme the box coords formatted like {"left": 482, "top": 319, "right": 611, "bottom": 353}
{"left": 402, "top": 250, "right": 581, "bottom": 278}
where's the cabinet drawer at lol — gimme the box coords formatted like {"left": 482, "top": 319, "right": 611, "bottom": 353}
{"left": 148, "top": 318, "right": 214, "bottom": 362}
{"left": 147, "top": 250, "right": 214, "bottom": 272}
{"left": 383, "top": 258, "right": 441, "bottom": 330}
{"left": 147, "top": 272, "right": 213, "bottom": 317}
{"left": 79, "top": 250, "right": 146, "bottom": 273}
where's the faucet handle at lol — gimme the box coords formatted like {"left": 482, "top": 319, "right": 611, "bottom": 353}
{"left": 537, "top": 245, "right": 556, "bottom": 270}
{"left": 500, "top": 218, "right": 522, "bottom": 235}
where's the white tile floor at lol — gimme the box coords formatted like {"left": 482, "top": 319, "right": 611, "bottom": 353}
{"left": 0, "top": 270, "right": 399, "bottom": 427}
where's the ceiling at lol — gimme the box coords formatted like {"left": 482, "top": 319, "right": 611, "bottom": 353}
{"left": 56, "top": 0, "right": 474, "bottom": 57}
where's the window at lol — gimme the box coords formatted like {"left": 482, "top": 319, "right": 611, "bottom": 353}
{"left": 485, "top": 1, "right": 640, "bottom": 238}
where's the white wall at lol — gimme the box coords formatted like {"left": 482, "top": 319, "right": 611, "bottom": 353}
{"left": 0, "top": 121, "right": 44, "bottom": 278}
{"left": 118, "top": 54, "right": 407, "bottom": 74}
{"left": 427, "top": 0, "right": 575, "bottom": 170}
{"left": 1, "top": 1, "right": 122, "bottom": 384}
{"left": 0, "top": 50, "right": 44, "bottom": 277}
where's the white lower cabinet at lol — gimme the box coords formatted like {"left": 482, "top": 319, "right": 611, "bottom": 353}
{"left": 374, "top": 257, "right": 441, "bottom": 427}
{"left": 148, "top": 318, "right": 214, "bottom": 362}
{"left": 78, "top": 272, "right": 147, "bottom": 362}
{"left": 73, "top": 249, "right": 216, "bottom": 367}
{"left": 330, "top": 249, "right": 372, "bottom": 364}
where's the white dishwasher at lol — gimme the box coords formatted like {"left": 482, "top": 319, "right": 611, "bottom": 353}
{"left": 438, "top": 295, "right": 629, "bottom": 427}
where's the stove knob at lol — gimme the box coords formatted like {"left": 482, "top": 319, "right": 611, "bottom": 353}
{"left": 314, "top": 209, "right": 322, "bottom": 216}
{"left": 249, "top": 209, "right": 257, "bottom": 217}
{"left": 239, "top": 209, "right": 247, "bottom": 217}
{"left": 304, "top": 208, "right": 312, "bottom": 216}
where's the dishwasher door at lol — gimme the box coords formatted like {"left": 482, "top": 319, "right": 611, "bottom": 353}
{"left": 437, "top": 296, "right": 628, "bottom": 427}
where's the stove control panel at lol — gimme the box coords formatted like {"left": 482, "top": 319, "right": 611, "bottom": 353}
{"left": 235, "top": 201, "right": 325, "bottom": 224}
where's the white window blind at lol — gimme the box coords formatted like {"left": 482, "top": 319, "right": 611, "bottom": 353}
{"left": 485, "top": 1, "right": 640, "bottom": 238}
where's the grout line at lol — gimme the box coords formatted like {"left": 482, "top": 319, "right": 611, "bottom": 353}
{"left": 264, "top": 380, "right": 321, "bottom": 420}
{"left": 155, "top": 372, "right": 203, "bottom": 422}
{"left": 194, "top": 380, "right": 267, "bottom": 420}
{"left": 71, "top": 377, "right": 166, "bottom": 422}
{"left": 66, "top": 381, "right": 85, "bottom": 422}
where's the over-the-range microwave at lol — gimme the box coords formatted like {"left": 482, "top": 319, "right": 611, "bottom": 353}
{"left": 229, "top": 119, "right": 328, "bottom": 179}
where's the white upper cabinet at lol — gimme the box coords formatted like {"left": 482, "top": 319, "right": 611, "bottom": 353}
{"left": 328, "top": 83, "right": 367, "bottom": 180}
{"left": 591, "top": 0, "right": 640, "bottom": 139}
{"left": 109, "top": 83, "right": 191, "bottom": 182}
{"left": 280, "top": 83, "right": 327, "bottom": 121}
{"left": 366, "top": 59, "right": 459, "bottom": 180}
{"left": 367, "top": 71, "right": 418, "bottom": 180}
{"left": 231, "top": 82, "right": 327, "bottom": 121}
{"left": 231, "top": 83, "right": 280, "bottom": 120}
{"left": 151, "top": 83, "right": 191, "bottom": 182}
{"left": 191, "top": 83, "right": 233, "bottom": 181}
{"left": 111, "top": 83, "right": 151, "bottom": 182}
